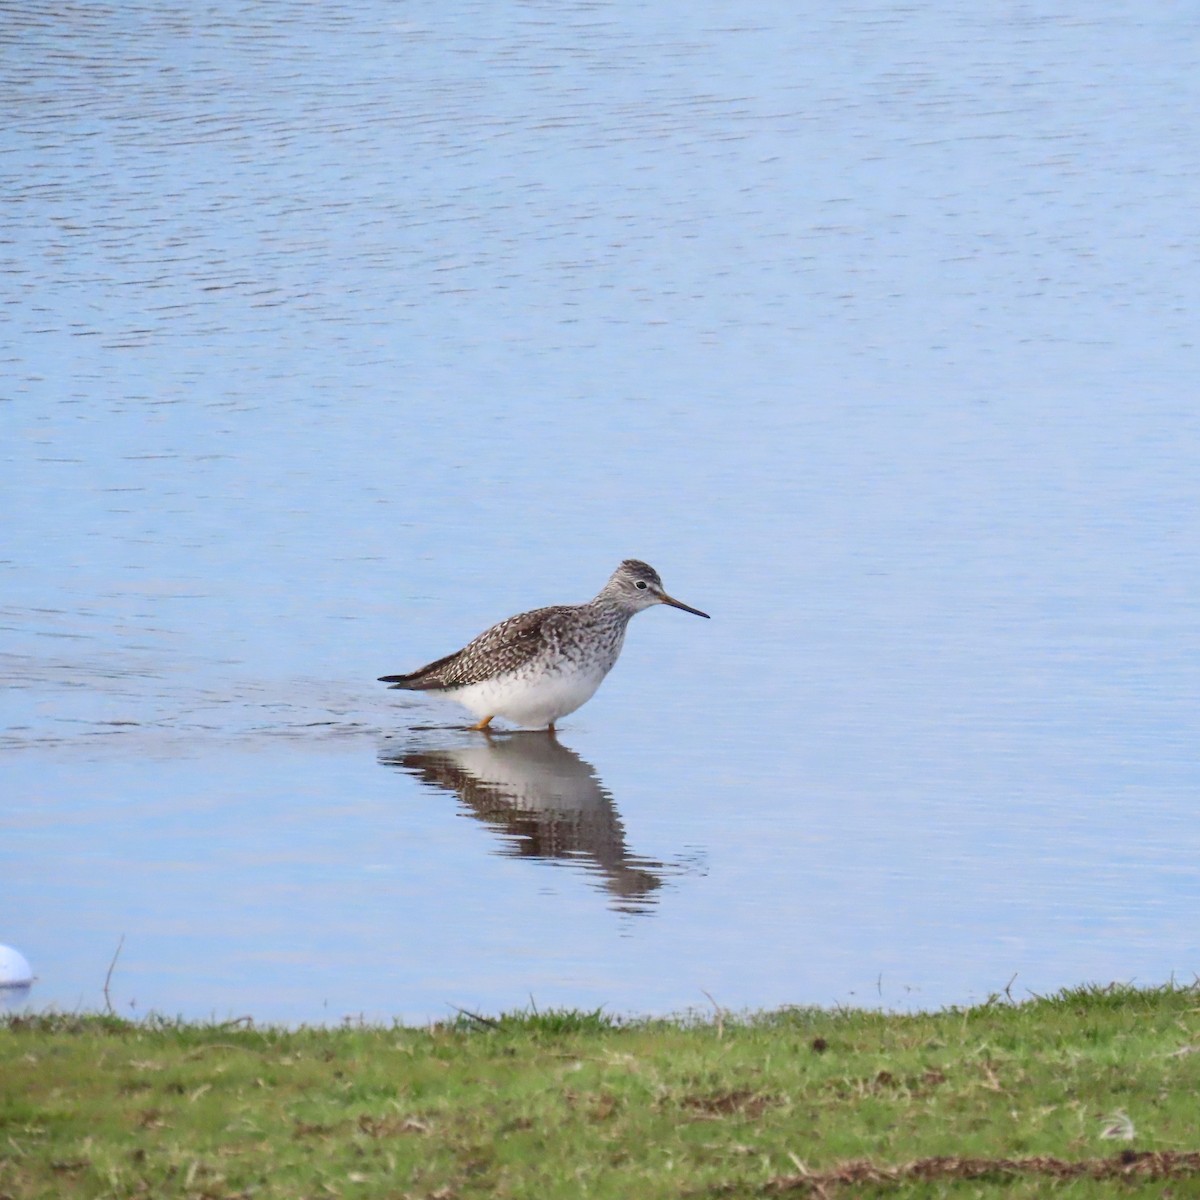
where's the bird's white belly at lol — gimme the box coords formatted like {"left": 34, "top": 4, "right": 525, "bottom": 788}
{"left": 445, "top": 663, "right": 610, "bottom": 728}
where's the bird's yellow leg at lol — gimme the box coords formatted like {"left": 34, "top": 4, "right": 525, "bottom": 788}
{"left": 470, "top": 715, "right": 494, "bottom": 731}
{"left": 547, "top": 722, "right": 556, "bottom": 734}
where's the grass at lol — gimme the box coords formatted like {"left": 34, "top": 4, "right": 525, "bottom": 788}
{"left": 3, "top": 983, "right": 1200, "bottom": 1198}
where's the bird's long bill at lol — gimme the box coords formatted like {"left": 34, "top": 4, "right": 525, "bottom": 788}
{"left": 659, "top": 591, "right": 710, "bottom": 618}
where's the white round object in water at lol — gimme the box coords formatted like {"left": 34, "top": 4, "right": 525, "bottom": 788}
{"left": 0, "top": 945, "right": 33, "bottom": 987}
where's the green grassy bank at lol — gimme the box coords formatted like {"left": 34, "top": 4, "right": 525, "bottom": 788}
{"left": 3, "top": 984, "right": 1199, "bottom": 1198}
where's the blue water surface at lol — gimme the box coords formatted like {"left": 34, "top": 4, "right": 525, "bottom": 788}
{"left": 3, "top": 0, "right": 1199, "bottom": 1024}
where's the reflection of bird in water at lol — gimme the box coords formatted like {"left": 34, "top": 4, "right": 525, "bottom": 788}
{"left": 378, "top": 560, "right": 708, "bottom": 731}
{"left": 382, "top": 733, "right": 666, "bottom": 913}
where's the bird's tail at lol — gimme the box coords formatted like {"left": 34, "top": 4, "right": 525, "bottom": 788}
{"left": 378, "top": 649, "right": 460, "bottom": 691}
{"left": 378, "top": 673, "right": 417, "bottom": 690}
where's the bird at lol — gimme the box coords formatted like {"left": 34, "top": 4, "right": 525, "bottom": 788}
{"left": 378, "top": 559, "right": 709, "bottom": 731}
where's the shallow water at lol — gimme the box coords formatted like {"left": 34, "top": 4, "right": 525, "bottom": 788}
{"left": 5, "top": 0, "right": 1200, "bottom": 1023}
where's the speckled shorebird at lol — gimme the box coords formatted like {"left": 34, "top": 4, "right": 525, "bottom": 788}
{"left": 378, "top": 560, "right": 709, "bottom": 731}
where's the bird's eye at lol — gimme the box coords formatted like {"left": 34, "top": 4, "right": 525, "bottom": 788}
{"left": 635, "top": 581, "right": 648, "bottom": 590}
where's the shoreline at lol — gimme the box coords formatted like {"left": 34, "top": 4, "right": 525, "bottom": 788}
{"left": 6, "top": 982, "right": 1199, "bottom": 1197}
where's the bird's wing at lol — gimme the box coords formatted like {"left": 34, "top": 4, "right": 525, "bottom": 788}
{"left": 382, "top": 605, "right": 567, "bottom": 691}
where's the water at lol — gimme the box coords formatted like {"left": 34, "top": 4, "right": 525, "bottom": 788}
{"left": 4, "top": 0, "right": 1200, "bottom": 1024}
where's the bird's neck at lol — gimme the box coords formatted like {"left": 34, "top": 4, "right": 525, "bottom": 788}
{"left": 588, "top": 593, "right": 637, "bottom": 624}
